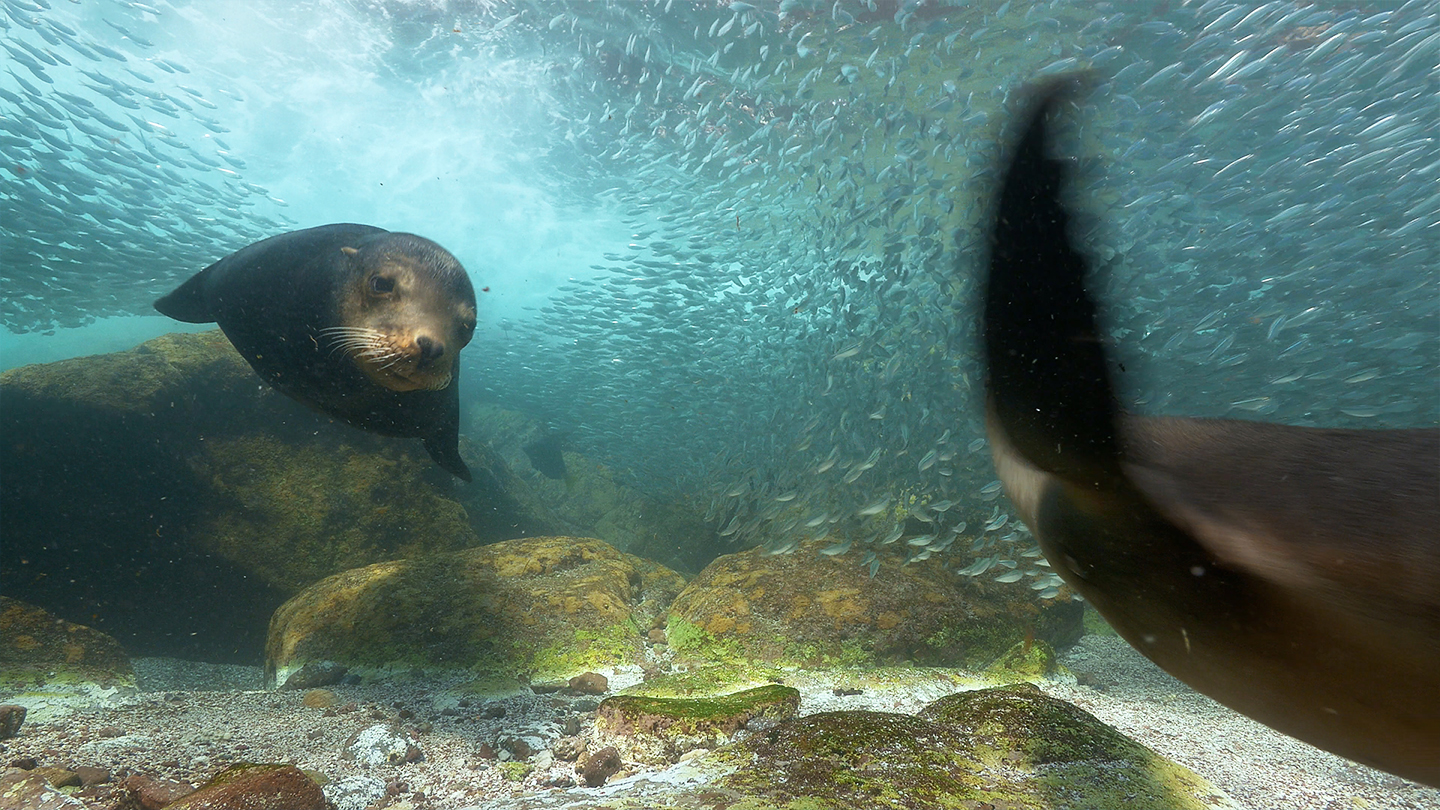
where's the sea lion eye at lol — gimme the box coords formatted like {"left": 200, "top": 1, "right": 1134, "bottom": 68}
{"left": 370, "top": 275, "right": 395, "bottom": 294}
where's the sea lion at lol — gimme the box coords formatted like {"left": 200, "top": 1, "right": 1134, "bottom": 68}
{"left": 522, "top": 433, "right": 568, "bottom": 480}
{"left": 155, "top": 223, "right": 477, "bottom": 481}
{"left": 981, "top": 83, "right": 1440, "bottom": 785}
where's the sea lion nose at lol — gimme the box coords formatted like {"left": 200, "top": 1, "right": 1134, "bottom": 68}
{"left": 416, "top": 335, "right": 445, "bottom": 362}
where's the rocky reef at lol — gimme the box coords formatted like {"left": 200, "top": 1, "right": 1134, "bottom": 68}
{"left": 2, "top": 332, "right": 593, "bottom": 661}
{"left": 266, "top": 536, "right": 686, "bottom": 689}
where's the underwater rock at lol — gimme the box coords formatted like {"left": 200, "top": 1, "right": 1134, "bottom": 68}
{"left": 0, "top": 704, "right": 24, "bottom": 739}
{"left": 266, "top": 536, "right": 687, "bottom": 687}
{"left": 0, "top": 597, "right": 135, "bottom": 719}
{"left": 0, "top": 331, "right": 562, "bottom": 662}
{"left": 983, "top": 638, "right": 1062, "bottom": 682}
{"left": 484, "top": 683, "right": 1238, "bottom": 810}
{"left": 163, "top": 763, "right": 327, "bottom": 810}
{"left": 594, "top": 684, "right": 800, "bottom": 767}
{"left": 280, "top": 660, "right": 348, "bottom": 690}
{"left": 323, "top": 775, "right": 387, "bottom": 810}
{"left": 664, "top": 538, "right": 1082, "bottom": 669}
{"left": 0, "top": 767, "right": 87, "bottom": 810}
{"left": 468, "top": 403, "right": 723, "bottom": 574}
{"left": 566, "top": 671, "right": 610, "bottom": 695}
{"left": 705, "top": 683, "right": 1236, "bottom": 810}
{"left": 342, "top": 724, "right": 422, "bottom": 767}
{"left": 576, "top": 746, "right": 622, "bottom": 787}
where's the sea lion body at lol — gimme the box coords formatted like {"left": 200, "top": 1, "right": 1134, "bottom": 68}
{"left": 982, "top": 84, "right": 1440, "bottom": 785}
{"left": 155, "top": 223, "right": 477, "bottom": 480}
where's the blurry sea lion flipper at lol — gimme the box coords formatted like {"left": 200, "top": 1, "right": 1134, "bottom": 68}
{"left": 982, "top": 78, "right": 1121, "bottom": 488}
{"left": 981, "top": 82, "right": 1440, "bottom": 786}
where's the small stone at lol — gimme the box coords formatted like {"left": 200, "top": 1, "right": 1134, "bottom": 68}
{"left": 9, "top": 757, "right": 38, "bottom": 770}
{"left": 341, "top": 724, "right": 422, "bottom": 767}
{"left": 572, "top": 698, "right": 600, "bottom": 712}
{"left": 302, "top": 689, "right": 337, "bottom": 709}
{"left": 503, "top": 737, "right": 532, "bottom": 760}
{"left": 96, "top": 726, "right": 124, "bottom": 739}
{"left": 563, "top": 715, "right": 584, "bottom": 736}
{"left": 531, "top": 750, "right": 555, "bottom": 770}
{"left": 480, "top": 703, "right": 506, "bottom": 719}
{"left": 123, "top": 773, "right": 195, "bottom": 809}
{"left": 832, "top": 687, "right": 862, "bottom": 696}
{"left": 541, "top": 771, "right": 575, "bottom": 788}
{"left": 566, "top": 672, "right": 609, "bottom": 695}
{"left": 646, "top": 629, "right": 667, "bottom": 645}
{"left": 577, "top": 746, "right": 621, "bottom": 787}
{"left": 475, "top": 742, "right": 497, "bottom": 760}
{"left": 0, "top": 705, "right": 26, "bottom": 739}
{"left": 551, "top": 736, "right": 585, "bottom": 762}
{"left": 32, "top": 766, "right": 81, "bottom": 788}
{"left": 73, "top": 765, "right": 111, "bottom": 785}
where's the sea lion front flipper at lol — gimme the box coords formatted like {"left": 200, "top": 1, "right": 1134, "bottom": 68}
{"left": 423, "top": 433, "right": 470, "bottom": 482}
{"left": 153, "top": 263, "right": 218, "bottom": 323}
{"left": 981, "top": 79, "right": 1121, "bottom": 489}
{"left": 422, "top": 382, "right": 470, "bottom": 482}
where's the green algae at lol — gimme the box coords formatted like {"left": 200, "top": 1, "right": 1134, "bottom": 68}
{"left": 498, "top": 762, "right": 534, "bottom": 782}
{"left": 982, "top": 639, "right": 1062, "bottom": 682}
{"left": 600, "top": 685, "right": 799, "bottom": 726}
{"left": 619, "top": 665, "right": 786, "bottom": 699}
{"left": 527, "top": 621, "right": 645, "bottom": 681}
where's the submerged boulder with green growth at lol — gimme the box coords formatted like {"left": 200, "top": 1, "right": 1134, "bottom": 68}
{"left": 266, "top": 536, "right": 686, "bottom": 688}
{"left": 665, "top": 538, "right": 1083, "bottom": 669}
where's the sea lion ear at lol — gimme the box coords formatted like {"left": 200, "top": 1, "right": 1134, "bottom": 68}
{"left": 340, "top": 246, "right": 359, "bottom": 256}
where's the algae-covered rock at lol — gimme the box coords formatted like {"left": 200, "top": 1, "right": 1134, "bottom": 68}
{"left": 594, "top": 684, "right": 800, "bottom": 766}
{"left": 700, "top": 683, "right": 1235, "bottom": 810}
{"left": 983, "top": 638, "right": 1062, "bottom": 682}
{"left": 0, "top": 767, "right": 87, "bottom": 809}
{"left": 164, "top": 762, "right": 326, "bottom": 809}
{"left": 267, "top": 536, "right": 687, "bottom": 686}
{"left": 665, "top": 538, "right": 1082, "bottom": 669}
{"left": 1, "top": 330, "right": 561, "bottom": 661}
{"left": 474, "top": 683, "right": 1238, "bottom": 810}
{"left": 0, "top": 597, "right": 135, "bottom": 719}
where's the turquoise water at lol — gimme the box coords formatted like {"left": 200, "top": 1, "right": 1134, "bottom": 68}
{"left": 2, "top": 1, "right": 1436, "bottom": 596}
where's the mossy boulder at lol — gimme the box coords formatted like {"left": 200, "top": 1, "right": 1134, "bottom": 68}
{"left": 595, "top": 684, "right": 801, "bottom": 766}
{"left": 467, "top": 403, "right": 724, "bottom": 574}
{"left": 0, "top": 597, "right": 135, "bottom": 720}
{"left": 664, "top": 539, "right": 1083, "bottom": 669}
{"left": 266, "top": 536, "right": 687, "bottom": 686}
{"left": 484, "top": 683, "right": 1237, "bottom": 810}
{"left": 0, "top": 330, "right": 561, "bottom": 662}
{"left": 699, "top": 683, "right": 1235, "bottom": 810}
{"left": 164, "top": 762, "right": 326, "bottom": 809}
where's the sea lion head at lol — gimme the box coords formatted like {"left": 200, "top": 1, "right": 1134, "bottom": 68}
{"left": 326, "top": 232, "right": 477, "bottom": 393}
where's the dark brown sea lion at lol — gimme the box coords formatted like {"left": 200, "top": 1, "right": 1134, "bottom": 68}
{"left": 155, "top": 223, "right": 477, "bottom": 480}
{"left": 981, "top": 83, "right": 1439, "bottom": 786}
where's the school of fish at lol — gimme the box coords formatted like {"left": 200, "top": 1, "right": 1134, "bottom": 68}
{"left": 1, "top": 0, "right": 1435, "bottom": 592}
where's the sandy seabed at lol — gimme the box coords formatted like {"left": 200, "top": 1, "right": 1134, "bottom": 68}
{"left": 2, "top": 635, "right": 1436, "bottom": 810}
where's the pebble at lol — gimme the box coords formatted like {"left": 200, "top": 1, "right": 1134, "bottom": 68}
{"left": 341, "top": 724, "right": 422, "bottom": 767}
{"left": 301, "top": 689, "right": 337, "bottom": 709}
{"left": 322, "top": 775, "right": 386, "bottom": 810}
{"left": 566, "top": 672, "right": 609, "bottom": 695}
{"left": 0, "top": 705, "right": 25, "bottom": 739}
{"left": 577, "top": 746, "right": 621, "bottom": 787}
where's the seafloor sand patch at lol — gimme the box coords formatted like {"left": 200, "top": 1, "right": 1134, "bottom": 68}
{"left": 1, "top": 640, "right": 1435, "bottom": 809}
